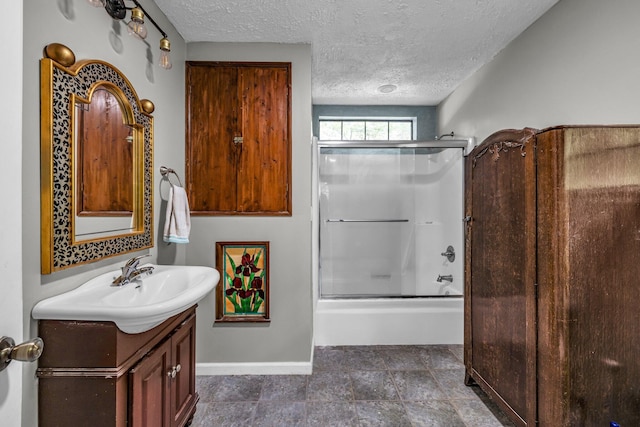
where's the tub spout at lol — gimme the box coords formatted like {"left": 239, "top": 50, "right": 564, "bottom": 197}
{"left": 437, "top": 274, "right": 453, "bottom": 283}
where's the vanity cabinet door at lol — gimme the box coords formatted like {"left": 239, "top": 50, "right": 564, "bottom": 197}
{"left": 130, "top": 338, "right": 172, "bottom": 427}
{"left": 170, "top": 315, "right": 197, "bottom": 427}
{"left": 130, "top": 314, "right": 198, "bottom": 427}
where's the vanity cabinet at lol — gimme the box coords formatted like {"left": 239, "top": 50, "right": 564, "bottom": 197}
{"left": 465, "top": 126, "right": 640, "bottom": 427}
{"left": 37, "top": 306, "right": 198, "bottom": 427}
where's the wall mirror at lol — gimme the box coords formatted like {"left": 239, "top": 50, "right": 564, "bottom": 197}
{"left": 41, "top": 43, "right": 154, "bottom": 274}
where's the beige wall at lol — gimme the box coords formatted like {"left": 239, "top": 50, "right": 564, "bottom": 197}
{"left": 186, "top": 43, "right": 314, "bottom": 365}
{"left": 438, "top": 0, "right": 640, "bottom": 142}
{"left": 22, "top": 1, "right": 186, "bottom": 426}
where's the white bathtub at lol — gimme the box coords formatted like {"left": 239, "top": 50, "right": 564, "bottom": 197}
{"left": 314, "top": 296, "right": 463, "bottom": 346}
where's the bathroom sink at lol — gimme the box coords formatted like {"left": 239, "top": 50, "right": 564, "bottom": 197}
{"left": 32, "top": 265, "right": 219, "bottom": 334}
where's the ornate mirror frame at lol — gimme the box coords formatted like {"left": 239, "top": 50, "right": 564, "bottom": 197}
{"left": 40, "top": 43, "right": 154, "bottom": 274}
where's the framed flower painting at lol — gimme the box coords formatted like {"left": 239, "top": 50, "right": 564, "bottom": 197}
{"left": 215, "top": 242, "right": 270, "bottom": 322}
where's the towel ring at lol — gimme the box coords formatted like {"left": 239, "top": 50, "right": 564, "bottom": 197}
{"left": 159, "top": 166, "right": 183, "bottom": 187}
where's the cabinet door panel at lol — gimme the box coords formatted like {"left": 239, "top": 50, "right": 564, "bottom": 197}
{"left": 130, "top": 339, "right": 172, "bottom": 427}
{"left": 238, "top": 66, "right": 291, "bottom": 214}
{"left": 171, "top": 315, "right": 197, "bottom": 427}
{"left": 537, "top": 127, "right": 640, "bottom": 426}
{"left": 186, "top": 63, "right": 239, "bottom": 213}
{"left": 466, "top": 131, "right": 537, "bottom": 426}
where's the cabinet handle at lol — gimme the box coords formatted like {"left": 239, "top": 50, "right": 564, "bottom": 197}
{"left": 167, "top": 364, "right": 182, "bottom": 379}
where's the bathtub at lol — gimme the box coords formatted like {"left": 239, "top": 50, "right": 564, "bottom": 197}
{"left": 314, "top": 296, "right": 463, "bottom": 346}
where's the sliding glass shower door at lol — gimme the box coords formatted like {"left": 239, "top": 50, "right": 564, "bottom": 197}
{"left": 318, "top": 142, "right": 465, "bottom": 298}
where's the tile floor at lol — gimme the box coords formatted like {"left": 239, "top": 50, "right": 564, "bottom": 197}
{"left": 192, "top": 345, "right": 515, "bottom": 427}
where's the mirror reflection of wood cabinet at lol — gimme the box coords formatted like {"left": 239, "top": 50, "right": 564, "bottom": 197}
{"left": 77, "top": 87, "right": 134, "bottom": 215}
{"left": 186, "top": 62, "right": 291, "bottom": 215}
{"left": 465, "top": 126, "right": 640, "bottom": 427}
{"left": 37, "top": 307, "right": 198, "bottom": 427}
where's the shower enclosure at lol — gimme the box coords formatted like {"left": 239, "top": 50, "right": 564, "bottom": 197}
{"left": 314, "top": 140, "right": 470, "bottom": 345}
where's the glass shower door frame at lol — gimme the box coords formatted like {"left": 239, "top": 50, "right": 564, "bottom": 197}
{"left": 317, "top": 140, "right": 469, "bottom": 300}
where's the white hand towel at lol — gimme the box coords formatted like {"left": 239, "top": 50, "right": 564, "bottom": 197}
{"left": 163, "top": 184, "right": 191, "bottom": 244}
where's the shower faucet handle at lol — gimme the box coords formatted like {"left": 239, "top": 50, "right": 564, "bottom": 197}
{"left": 440, "top": 246, "right": 455, "bottom": 262}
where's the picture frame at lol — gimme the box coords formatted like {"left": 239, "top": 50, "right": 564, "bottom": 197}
{"left": 216, "top": 241, "right": 270, "bottom": 322}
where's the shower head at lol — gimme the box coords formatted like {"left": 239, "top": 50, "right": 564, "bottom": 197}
{"left": 435, "top": 131, "right": 455, "bottom": 140}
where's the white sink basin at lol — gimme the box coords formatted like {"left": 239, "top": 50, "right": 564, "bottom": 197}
{"left": 32, "top": 265, "right": 219, "bottom": 334}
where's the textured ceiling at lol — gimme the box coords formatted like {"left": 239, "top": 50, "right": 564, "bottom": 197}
{"left": 154, "top": 0, "right": 559, "bottom": 105}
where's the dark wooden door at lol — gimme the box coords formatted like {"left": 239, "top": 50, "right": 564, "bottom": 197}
{"left": 170, "top": 315, "right": 197, "bottom": 427}
{"left": 186, "top": 63, "right": 239, "bottom": 213}
{"left": 536, "top": 127, "right": 640, "bottom": 426}
{"left": 464, "top": 129, "right": 538, "bottom": 426}
{"left": 237, "top": 66, "right": 291, "bottom": 213}
{"left": 130, "top": 338, "right": 172, "bottom": 427}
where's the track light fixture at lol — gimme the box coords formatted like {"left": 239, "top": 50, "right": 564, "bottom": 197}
{"left": 127, "top": 7, "right": 148, "bottom": 40}
{"left": 88, "top": 0, "right": 172, "bottom": 70}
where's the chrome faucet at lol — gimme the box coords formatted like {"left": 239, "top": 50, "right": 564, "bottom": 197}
{"left": 112, "top": 255, "right": 154, "bottom": 286}
{"left": 437, "top": 274, "right": 453, "bottom": 283}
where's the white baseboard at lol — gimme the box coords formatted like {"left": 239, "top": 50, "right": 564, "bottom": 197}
{"left": 196, "top": 361, "right": 313, "bottom": 376}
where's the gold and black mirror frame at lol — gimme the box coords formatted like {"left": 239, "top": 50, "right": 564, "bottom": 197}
{"left": 40, "top": 43, "right": 154, "bottom": 274}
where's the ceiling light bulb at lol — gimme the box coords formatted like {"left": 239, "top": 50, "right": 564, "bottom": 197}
{"left": 127, "top": 7, "right": 148, "bottom": 39}
{"left": 159, "top": 38, "right": 172, "bottom": 70}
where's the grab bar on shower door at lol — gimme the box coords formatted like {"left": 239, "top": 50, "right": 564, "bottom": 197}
{"left": 326, "top": 219, "right": 410, "bottom": 223}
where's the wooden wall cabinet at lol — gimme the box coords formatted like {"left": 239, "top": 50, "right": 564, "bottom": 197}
{"left": 37, "top": 307, "right": 198, "bottom": 427}
{"left": 186, "top": 62, "right": 292, "bottom": 215}
{"left": 465, "top": 126, "right": 640, "bottom": 427}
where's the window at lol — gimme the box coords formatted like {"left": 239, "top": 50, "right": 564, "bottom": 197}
{"left": 319, "top": 118, "right": 415, "bottom": 141}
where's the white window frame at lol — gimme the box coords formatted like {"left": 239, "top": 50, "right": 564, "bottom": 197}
{"left": 318, "top": 116, "right": 417, "bottom": 141}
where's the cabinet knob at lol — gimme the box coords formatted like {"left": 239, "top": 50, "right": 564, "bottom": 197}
{"left": 167, "top": 364, "right": 182, "bottom": 378}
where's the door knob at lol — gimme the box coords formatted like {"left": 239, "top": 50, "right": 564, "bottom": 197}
{"left": 0, "top": 336, "right": 44, "bottom": 372}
